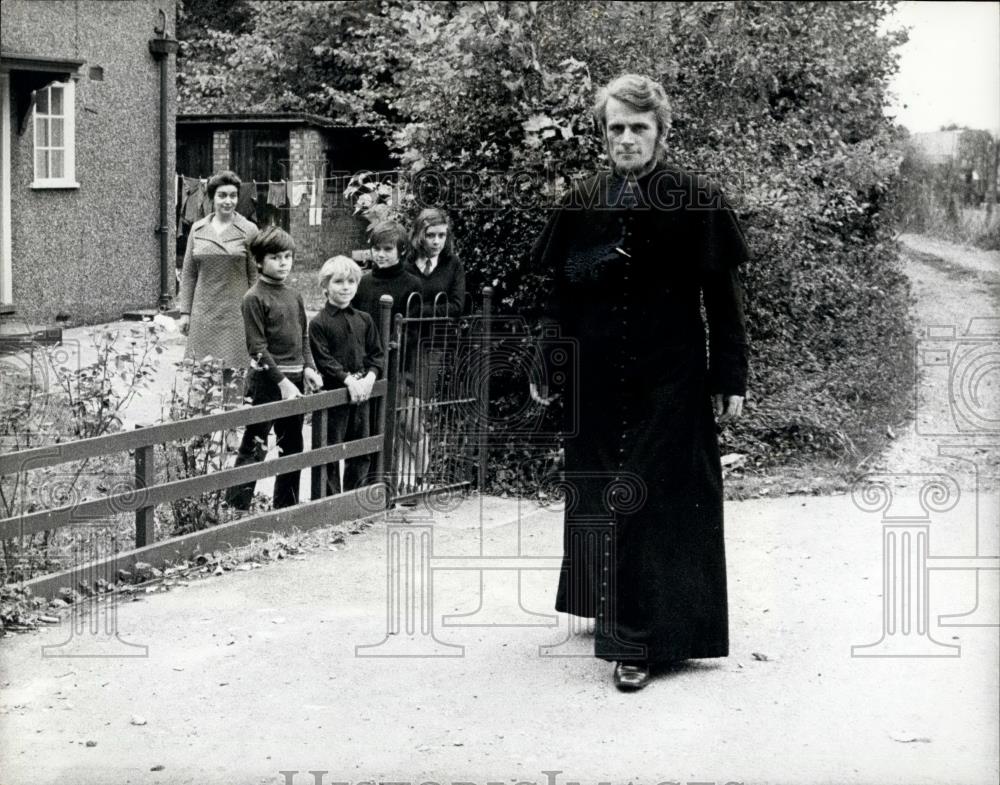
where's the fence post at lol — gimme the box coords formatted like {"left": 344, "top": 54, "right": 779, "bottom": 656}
{"left": 375, "top": 295, "right": 394, "bottom": 489}
{"left": 311, "top": 408, "right": 328, "bottom": 501}
{"left": 478, "top": 287, "right": 493, "bottom": 491}
{"left": 134, "top": 441, "right": 155, "bottom": 548}
{"left": 382, "top": 312, "right": 404, "bottom": 502}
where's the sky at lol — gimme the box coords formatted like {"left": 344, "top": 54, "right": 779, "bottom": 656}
{"left": 883, "top": 1, "right": 1000, "bottom": 134}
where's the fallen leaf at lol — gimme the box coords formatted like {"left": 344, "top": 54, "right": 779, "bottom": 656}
{"left": 130, "top": 715, "right": 147, "bottom": 726}
{"left": 890, "top": 732, "right": 931, "bottom": 743}
{"left": 85, "top": 740, "right": 97, "bottom": 747}
{"left": 751, "top": 651, "right": 770, "bottom": 662}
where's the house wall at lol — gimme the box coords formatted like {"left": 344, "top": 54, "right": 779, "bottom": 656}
{"left": 2, "top": 0, "right": 175, "bottom": 325}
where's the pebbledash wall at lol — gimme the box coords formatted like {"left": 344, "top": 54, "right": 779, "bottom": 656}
{"left": 2, "top": 0, "right": 175, "bottom": 325}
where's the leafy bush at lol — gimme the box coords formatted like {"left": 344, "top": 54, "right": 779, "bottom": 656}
{"left": 179, "top": 1, "right": 916, "bottom": 476}
{"left": 157, "top": 360, "right": 260, "bottom": 535}
{"left": 370, "top": 1, "right": 914, "bottom": 470}
{"left": 1, "top": 325, "right": 164, "bottom": 583}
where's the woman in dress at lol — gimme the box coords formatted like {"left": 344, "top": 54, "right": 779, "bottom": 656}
{"left": 178, "top": 171, "right": 259, "bottom": 382}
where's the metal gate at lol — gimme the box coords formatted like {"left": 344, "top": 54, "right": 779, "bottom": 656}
{"left": 382, "top": 288, "right": 493, "bottom": 505}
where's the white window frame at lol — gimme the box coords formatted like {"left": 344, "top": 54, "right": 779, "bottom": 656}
{"left": 31, "top": 80, "right": 78, "bottom": 189}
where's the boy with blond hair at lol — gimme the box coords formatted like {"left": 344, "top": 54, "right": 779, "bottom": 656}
{"left": 308, "top": 255, "right": 385, "bottom": 493}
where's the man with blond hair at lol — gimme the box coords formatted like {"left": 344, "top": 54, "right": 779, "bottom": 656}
{"left": 528, "top": 73, "right": 750, "bottom": 690}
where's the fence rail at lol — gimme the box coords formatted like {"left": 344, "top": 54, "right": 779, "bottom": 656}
{"left": 2, "top": 289, "right": 498, "bottom": 598}
{"left": 1, "top": 298, "right": 396, "bottom": 598}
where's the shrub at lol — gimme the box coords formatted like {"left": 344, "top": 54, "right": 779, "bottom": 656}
{"left": 178, "top": 1, "right": 916, "bottom": 478}
{"left": 1, "top": 325, "right": 164, "bottom": 583}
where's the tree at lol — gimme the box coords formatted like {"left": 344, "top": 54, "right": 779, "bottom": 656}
{"left": 178, "top": 1, "right": 914, "bottom": 467}
{"left": 176, "top": 0, "right": 386, "bottom": 117}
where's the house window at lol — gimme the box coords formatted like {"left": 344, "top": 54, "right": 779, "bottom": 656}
{"left": 31, "top": 80, "right": 77, "bottom": 188}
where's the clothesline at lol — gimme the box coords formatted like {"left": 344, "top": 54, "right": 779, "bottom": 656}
{"left": 176, "top": 173, "right": 358, "bottom": 231}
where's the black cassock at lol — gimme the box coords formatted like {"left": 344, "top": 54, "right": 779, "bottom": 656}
{"left": 528, "top": 164, "right": 750, "bottom": 663}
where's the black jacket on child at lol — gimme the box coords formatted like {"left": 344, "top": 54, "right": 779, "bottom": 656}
{"left": 405, "top": 250, "right": 466, "bottom": 316}
{"left": 307, "top": 302, "right": 385, "bottom": 390}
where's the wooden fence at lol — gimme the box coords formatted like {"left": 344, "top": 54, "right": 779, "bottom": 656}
{"left": 0, "top": 298, "right": 396, "bottom": 599}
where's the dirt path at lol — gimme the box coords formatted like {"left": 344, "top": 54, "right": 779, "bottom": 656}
{"left": 1, "top": 235, "right": 998, "bottom": 785}
{"left": 1, "top": 493, "right": 997, "bottom": 785}
{"left": 871, "top": 234, "right": 1000, "bottom": 487}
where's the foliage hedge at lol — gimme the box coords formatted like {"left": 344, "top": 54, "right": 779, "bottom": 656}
{"left": 179, "top": 0, "right": 915, "bottom": 472}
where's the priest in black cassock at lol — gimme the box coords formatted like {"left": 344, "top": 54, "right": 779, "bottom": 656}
{"left": 526, "top": 73, "right": 750, "bottom": 691}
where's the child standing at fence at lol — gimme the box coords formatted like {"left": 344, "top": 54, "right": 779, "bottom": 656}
{"left": 227, "top": 227, "right": 323, "bottom": 511}
{"left": 354, "top": 220, "right": 428, "bottom": 493}
{"left": 407, "top": 207, "right": 466, "bottom": 317}
{"left": 354, "top": 220, "right": 422, "bottom": 322}
{"left": 309, "top": 255, "right": 385, "bottom": 494}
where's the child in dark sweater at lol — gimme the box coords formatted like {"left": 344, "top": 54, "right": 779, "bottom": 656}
{"left": 353, "top": 220, "right": 427, "bottom": 492}
{"left": 227, "top": 227, "right": 322, "bottom": 510}
{"left": 354, "top": 220, "right": 422, "bottom": 322}
{"left": 308, "top": 255, "right": 385, "bottom": 493}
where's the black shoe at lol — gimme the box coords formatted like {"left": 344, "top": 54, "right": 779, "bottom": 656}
{"left": 613, "top": 661, "right": 651, "bottom": 691}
